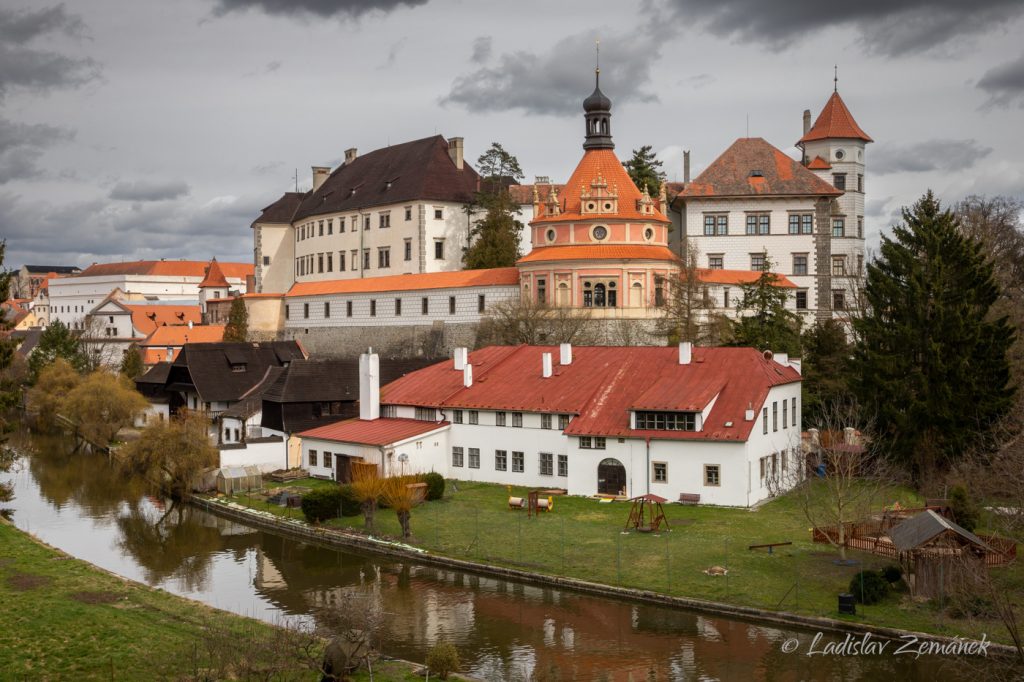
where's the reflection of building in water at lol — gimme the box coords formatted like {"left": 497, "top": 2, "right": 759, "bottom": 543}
{"left": 255, "top": 549, "right": 287, "bottom": 591}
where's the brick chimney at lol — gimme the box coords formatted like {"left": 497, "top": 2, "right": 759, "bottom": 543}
{"left": 359, "top": 351, "right": 380, "bottom": 421}
{"left": 803, "top": 109, "right": 811, "bottom": 136}
{"left": 312, "top": 166, "right": 330, "bottom": 192}
{"left": 448, "top": 137, "right": 464, "bottom": 170}
{"left": 344, "top": 148, "right": 358, "bottom": 165}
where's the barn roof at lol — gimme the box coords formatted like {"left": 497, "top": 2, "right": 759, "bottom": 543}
{"left": 888, "top": 510, "right": 992, "bottom": 553}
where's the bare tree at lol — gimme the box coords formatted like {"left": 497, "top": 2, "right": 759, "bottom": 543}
{"left": 654, "top": 238, "right": 712, "bottom": 345}
{"left": 475, "top": 299, "right": 597, "bottom": 347}
{"left": 80, "top": 314, "right": 129, "bottom": 371}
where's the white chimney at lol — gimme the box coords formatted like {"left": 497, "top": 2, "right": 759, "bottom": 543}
{"left": 312, "top": 166, "right": 330, "bottom": 192}
{"left": 744, "top": 402, "right": 755, "bottom": 422}
{"left": 188, "top": 320, "right": 193, "bottom": 329}
{"left": 448, "top": 137, "right": 464, "bottom": 170}
{"left": 559, "top": 343, "right": 572, "bottom": 365}
{"left": 844, "top": 427, "right": 856, "bottom": 445}
{"left": 344, "top": 148, "right": 358, "bottom": 164}
{"left": 683, "top": 150, "right": 691, "bottom": 184}
{"left": 463, "top": 363, "right": 473, "bottom": 388}
{"left": 359, "top": 352, "right": 380, "bottom": 421}
{"left": 774, "top": 352, "right": 788, "bottom": 366}
{"left": 453, "top": 347, "right": 468, "bottom": 371}
{"left": 679, "top": 341, "right": 693, "bottom": 365}
{"left": 789, "top": 358, "right": 802, "bottom": 375}
{"left": 166, "top": 347, "right": 173, "bottom": 361}
{"left": 542, "top": 352, "right": 553, "bottom": 378}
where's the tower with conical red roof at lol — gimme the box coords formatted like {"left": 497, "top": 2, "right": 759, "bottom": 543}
{"left": 517, "top": 70, "right": 678, "bottom": 318}
{"left": 198, "top": 258, "right": 230, "bottom": 314}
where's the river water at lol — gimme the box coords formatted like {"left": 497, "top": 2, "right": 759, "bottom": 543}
{"left": 0, "top": 430, "right": 999, "bottom": 681}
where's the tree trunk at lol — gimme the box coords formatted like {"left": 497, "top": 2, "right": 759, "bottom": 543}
{"left": 362, "top": 499, "right": 377, "bottom": 533}
{"left": 398, "top": 510, "right": 411, "bottom": 539}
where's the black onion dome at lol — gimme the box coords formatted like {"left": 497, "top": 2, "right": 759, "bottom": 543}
{"left": 583, "top": 82, "right": 611, "bottom": 112}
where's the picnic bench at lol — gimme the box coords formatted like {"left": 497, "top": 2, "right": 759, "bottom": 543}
{"left": 678, "top": 493, "right": 700, "bottom": 505}
{"left": 748, "top": 541, "right": 793, "bottom": 555}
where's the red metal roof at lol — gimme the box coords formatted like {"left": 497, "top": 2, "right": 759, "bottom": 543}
{"left": 287, "top": 267, "right": 520, "bottom": 297}
{"left": 518, "top": 245, "right": 679, "bottom": 264}
{"left": 380, "top": 345, "right": 801, "bottom": 442}
{"left": 798, "top": 91, "right": 873, "bottom": 144}
{"left": 299, "top": 417, "right": 449, "bottom": 445}
{"left": 697, "top": 268, "right": 797, "bottom": 288}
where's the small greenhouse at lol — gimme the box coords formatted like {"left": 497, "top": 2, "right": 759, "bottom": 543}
{"left": 216, "top": 465, "right": 263, "bottom": 495}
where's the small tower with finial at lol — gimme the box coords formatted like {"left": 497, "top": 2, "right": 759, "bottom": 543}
{"left": 582, "top": 40, "right": 614, "bottom": 150}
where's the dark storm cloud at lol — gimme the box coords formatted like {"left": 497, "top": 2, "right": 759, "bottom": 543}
{"left": 0, "top": 4, "right": 100, "bottom": 98}
{"left": 0, "top": 117, "right": 73, "bottom": 183}
{"left": 470, "top": 36, "right": 492, "bottom": 64}
{"left": 109, "top": 180, "right": 191, "bottom": 202}
{"left": 977, "top": 53, "right": 1024, "bottom": 108}
{"left": 871, "top": 139, "right": 992, "bottom": 175}
{"left": 211, "top": 0, "right": 429, "bottom": 19}
{"left": 661, "top": 0, "right": 1024, "bottom": 56}
{"left": 442, "top": 30, "right": 660, "bottom": 116}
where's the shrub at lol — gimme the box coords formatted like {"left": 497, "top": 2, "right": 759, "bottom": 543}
{"left": 948, "top": 485, "right": 980, "bottom": 532}
{"left": 881, "top": 564, "right": 903, "bottom": 584}
{"left": 423, "top": 472, "right": 445, "bottom": 501}
{"left": 425, "top": 640, "right": 460, "bottom": 680}
{"left": 849, "top": 570, "right": 889, "bottom": 604}
{"left": 948, "top": 595, "right": 997, "bottom": 619}
{"left": 337, "top": 484, "right": 362, "bottom": 516}
{"left": 301, "top": 487, "right": 343, "bottom": 523}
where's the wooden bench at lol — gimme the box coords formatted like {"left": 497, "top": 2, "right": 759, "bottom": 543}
{"left": 678, "top": 493, "right": 700, "bottom": 505}
{"left": 748, "top": 541, "right": 793, "bottom": 555}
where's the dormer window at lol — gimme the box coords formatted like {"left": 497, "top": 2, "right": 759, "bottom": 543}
{"left": 230, "top": 363, "right": 246, "bottom": 373}
{"left": 635, "top": 411, "right": 697, "bottom": 431}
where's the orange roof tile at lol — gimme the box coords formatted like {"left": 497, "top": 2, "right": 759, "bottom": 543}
{"left": 697, "top": 268, "right": 797, "bottom": 288}
{"left": 518, "top": 245, "right": 679, "bottom": 264}
{"left": 75, "top": 260, "right": 253, "bottom": 279}
{"left": 124, "top": 305, "right": 202, "bottom": 336}
{"left": 806, "top": 156, "right": 832, "bottom": 170}
{"left": 241, "top": 293, "right": 284, "bottom": 299}
{"left": 508, "top": 183, "right": 564, "bottom": 205}
{"left": 532, "top": 148, "right": 668, "bottom": 224}
{"left": 198, "top": 259, "right": 230, "bottom": 288}
{"left": 287, "top": 267, "right": 520, "bottom": 297}
{"left": 380, "top": 345, "right": 801, "bottom": 442}
{"left": 141, "top": 324, "right": 225, "bottom": 348}
{"left": 142, "top": 347, "right": 179, "bottom": 364}
{"left": 300, "top": 417, "right": 449, "bottom": 445}
{"left": 798, "top": 91, "right": 873, "bottom": 144}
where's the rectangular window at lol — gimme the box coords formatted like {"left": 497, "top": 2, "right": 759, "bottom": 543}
{"left": 324, "top": 452, "right": 333, "bottom": 469}
{"left": 704, "top": 215, "right": 715, "bottom": 236}
{"left": 339, "top": 251, "right": 346, "bottom": 272}
{"left": 715, "top": 214, "right": 728, "bottom": 235}
{"left": 539, "top": 452, "right": 553, "bottom": 476}
{"left": 857, "top": 174, "right": 864, "bottom": 192}
{"left": 339, "top": 217, "right": 346, "bottom": 232}
{"left": 415, "top": 407, "right": 434, "bottom": 420}
{"left": 783, "top": 399, "right": 788, "bottom": 428}
{"left": 537, "top": 278, "right": 546, "bottom": 304}
{"left": 792, "top": 397, "right": 797, "bottom": 427}
{"left": 405, "top": 206, "right": 412, "bottom": 221}
{"left": 762, "top": 407, "right": 768, "bottom": 435}
{"left": 832, "top": 218, "right": 845, "bottom": 238}
{"left": 833, "top": 290, "right": 846, "bottom": 310}
{"left": 346, "top": 300, "right": 353, "bottom": 317}
{"left": 796, "top": 290, "right": 808, "bottom": 309}
{"left": 324, "top": 302, "right": 330, "bottom": 318}
{"left": 557, "top": 454, "right": 568, "bottom": 477}
{"left": 746, "top": 214, "right": 757, "bottom": 235}
{"left": 580, "top": 436, "right": 591, "bottom": 448}
{"left": 833, "top": 173, "right": 847, "bottom": 190}
{"left": 793, "top": 254, "right": 808, "bottom": 276}
{"left": 468, "top": 410, "right": 478, "bottom": 425}
{"left": 773, "top": 401, "right": 778, "bottom": 432}
{"left": 708, "top": 255, "right": 723, "bottom": 270}
{"left": 802, "top": 214, "right": 813, "bottom": 234}
{"left": 263, "top": 255, "right": 271, "bottom": 266}
{"left": 453, "top": 409, "right": 463, "bottom": 424}
{"left": 404, "top": 239, "right": 412, "bottom": 261}
{"left": 857, "top": 216, "right": 864, "bottom": 239}
{"left": 309, "top": 450, "right": 318, "bottom": 467}
{"left": 541, "top": 414, "right": 552, "bottom": 429}
{"left": 449, "top": 296, "right": 456, "bottom": 315}
{"left": 704, "top": 464, "right": 720, "bottom": 486}
{"left": 750, "top": 253, "right": 765, "bottom": 271}
{"left": 452, "top": 447, "right": 464, "bottom": 467}
{"left": 653, "top": 462, "right": 667, "bottom": 483}
{"left": 593, "top": 437, "right": 606, "bottom": 449}
{"left": 857, "top": 254, "right": 863, "bottom": 274}
{"left": 723, "top": 287, "right": 730, "bottom": 308}
{"left": 363, "top": 249, "right": 371, "bottom": 270}
{"left": 363, "top": 215, "right": 371, "bottom": 230}
{"left": 378, "top": 248, "right": 390, "bottom": 269}
{"left": 326, "top": 252, "right": 333, "bottom": 272}
{"left": 421, "top": 297, "right": 429, "bottom": 315}
{"left": 434, "top": 208, "right": 443, "bottom": 220}
{"left": 351, "top": 249, "right": 358, "bottom": 270}
{"left": 468, "top": 448, "right": 480, "bottom": 469}
{"left": 435, "top": 240, "right": 444, "bottom": 259}
{"left": 496, "top": 411, "right": 506, "bottom": 427}
{"left": 495, "top": 450, "right": 507, "bottom": 471}
{"left": 788, "top": 214, "right": 800, "bottom": 235}
{"left": 634, "top": 412, "right": 696, "bottom": 430}
{"left": 327, "top": 218, "right": 333, "bottom": 235}
{"left": 832, "top": 256, "right": 846, "bottom": 276}
{"left": 512, "top": 451, "right": 524, "bottom": 473}
{"left": 303, "top": 303, "right": 309, "bottom": 319}
{"left": 370, "top": 299, "right": 376, "bottom": 317}
{"left": 478, "top": 294, "right": 485, "bottom": 313}
{"left": 512, "top": 412, "right": 523, "bottom": 427}
{"left": 558, "top": 414, "right": 569, "bottom": 430}
{"left": 394, "top": 298, "right": 401, "bottom": 316}
{"left": 759, "top": 214, "right": 770, "bottom": 234}
{"left": 379, "top": 212, "right": 390, "bottom": 228}
{"left": 318, "top": 220, "right": 324, "bottom": 237}
{"left": 285, "top": 304, "right": 290, "bottom": 320}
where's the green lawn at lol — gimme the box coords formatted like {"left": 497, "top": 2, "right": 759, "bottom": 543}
{"left": 226, "top": 479, "right": 1024, "bottom": 645}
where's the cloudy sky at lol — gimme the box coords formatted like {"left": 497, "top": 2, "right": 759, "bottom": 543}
{"left": 2, "top": 0, "right": 1023, "bottom": 269}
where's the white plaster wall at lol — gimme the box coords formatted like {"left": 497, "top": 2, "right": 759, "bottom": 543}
{"left": 254, "top": 223, "right": 294, "bottom": 294}
{"left": 742, "top": 381, "right": 804, "bottom": 506}
{"left": 219, "top": 440, "right": 288, "bottom": 472}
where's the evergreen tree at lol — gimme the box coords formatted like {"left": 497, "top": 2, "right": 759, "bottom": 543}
{"left": 29, "top": 319, "right": 86, "bottom": 381}
{"left": 120, "top": 344, "right": 144, "bottom": 379}
{"left": 223, "top": 297, "right": 249, "bottom": 342}
{"left": 622, "top": 145, "right": 665, "bottom": 195}
{"left": 729, "top": 255, "right": 802, "bottom": 355}
{"left": 801, "top": 320, "right": 852, "bottom": 425}
{"left": 853, "top": 191, "right": 1015, "bottom": 478}
{"left": 463, "top": 142, "right": 525, "bottom": 269}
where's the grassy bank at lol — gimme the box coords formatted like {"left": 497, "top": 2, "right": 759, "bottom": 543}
{"left": 0, "top": 520, "right": 430, "bottom": 680}
{"left": 228, "top": 479, "right": 1023, "bottom": 644}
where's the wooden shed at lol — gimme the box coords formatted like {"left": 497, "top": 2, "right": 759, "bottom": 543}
{"left": 888, "top": 510, "right": 992, "bottom": 599}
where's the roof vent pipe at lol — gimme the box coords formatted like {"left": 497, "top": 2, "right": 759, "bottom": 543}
{"left": 745, "top": 402, "right": 755, "bottom": 422}
{"left": 542, "top": 352, "right": 553, "bottom": 378}
{"left": 453, "top": 347, "right": 467, "bottom": 371}
{"left": 559, "top": 343, "right": 572, "bottom": 365}
{"left": 679, "top": 341, "right": 693, "bottom": 365}
{"left": 188, "top": 320, "right": 193, "bottom": 329}
{"left": 463, "top": 363, "right": 473, "bottom": 388}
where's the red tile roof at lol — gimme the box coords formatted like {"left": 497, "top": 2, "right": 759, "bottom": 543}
{"left": 141, "top": 324, "right": 225, "bottom": 348}
{"left": 806, "top": 156, "right": 832, "bottom": 170}
{"left": 299, "top": 417, "right": 449, "bottom": 445}
{"left": 677, "top": 139, "right": 842, "bottom": 199}
{"left": 198, "top": 259, "right": 230, "bottom": 288}
{"left": 380, "top": 345, "right": 801, "bottom": 442}
{"left": 532, "top": 148, "right": 669, "bottom": 224}
{"left": 287, "top": 267, "right": 520, "bottom": 297}
{"left": 798, "top": 91, "right": 873, "bottom": 144}
{"left": 518, "top": 245, "right": 679, "bottom": 264}
{"left": 508, "top": 183, "right": 564, "bottom": 205}
{"left": 75, "top": 260, "right": 254, "bottom": 279}
{"left": 125, "top": 305, "right": 202, "bottom": 336}
{"left": 697, "top": 268, "right": 797, "bottom": 288}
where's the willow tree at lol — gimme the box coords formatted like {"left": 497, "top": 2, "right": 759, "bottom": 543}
{"left": 350, "top": 462, "right": 386, "bottom": 533}
{"left": 26, "top": 358, "right": 81, "bottom": 428}
{"left": 381, "top": 475, "right": 422, "bottom": 540}
{"left": 63, "top": 371, "right": 147, "bottom": 450}
{"left": 118, "top": 411, "right": 218, "bottom": 500}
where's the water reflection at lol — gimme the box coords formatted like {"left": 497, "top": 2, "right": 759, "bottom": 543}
{"left": 2, "top": 430, "right": 990, "bottom": 681}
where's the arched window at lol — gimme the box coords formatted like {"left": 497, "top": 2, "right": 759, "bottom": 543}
{"left": 594, "top": 283, "right": 606, "bottom": 307}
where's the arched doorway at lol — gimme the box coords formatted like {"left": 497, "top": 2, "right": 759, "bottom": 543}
{"left": 597, "top": 458, "right": 626, "bottom": 496}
